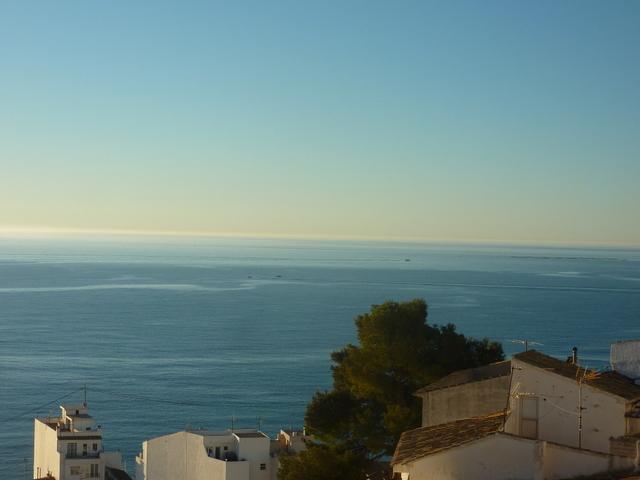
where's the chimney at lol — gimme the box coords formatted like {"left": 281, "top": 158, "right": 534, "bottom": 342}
{"left": 572, "top": 347, "right": 578, "bottom": 365}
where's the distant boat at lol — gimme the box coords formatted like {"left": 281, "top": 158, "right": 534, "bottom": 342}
{"left": 404, "top": 258, "right": 411, "bottom": 262}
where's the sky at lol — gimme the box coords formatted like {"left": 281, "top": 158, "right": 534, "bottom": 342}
{"left": 1, "top": 1, "right": 639, "bottom": 245}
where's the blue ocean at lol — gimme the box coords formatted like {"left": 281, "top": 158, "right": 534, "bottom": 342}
{"left": 1, "top": 236, "right": 639, "bottom": 478}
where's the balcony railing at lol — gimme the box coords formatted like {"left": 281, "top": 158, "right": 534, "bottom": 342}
{"left": 65, "top": 450, "right": 102, "bottom": 459}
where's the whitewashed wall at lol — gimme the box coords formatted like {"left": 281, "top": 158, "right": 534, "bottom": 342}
{"left": 393, "top": 434, "right": 634, "bottom": 480}
{"left": 542, "top": 441, "right": 633, "bottom": 479}
{"left": 394, "top": 434, "right": 539, "bottom": 480}
{"left": 139, "top": 431, "right": 269, "bottom": 480}
{"left": 33, "top": 419, "right": 62, "bottom": 480}
{"left": 506, "top": 358, "right": 627, "bottom": 453}
{"left": 420, "top": 376, "right": 510, "bottom": 427}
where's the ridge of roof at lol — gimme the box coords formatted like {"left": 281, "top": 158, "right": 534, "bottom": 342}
{"left": 392, "top": 412, "right": 505, "bottom": 466}
{"left": 414, "top": 361, "right": 511, "bottom": 395}
{"left": 514, "top": 350, "right": 640, "bottom": 401}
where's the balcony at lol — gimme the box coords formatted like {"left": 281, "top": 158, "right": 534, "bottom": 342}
{"left": 66, "top": 451, "right": 102, "bottom": 459}
{"left": 58, "top": 427, "right": 102, "bottom": 440}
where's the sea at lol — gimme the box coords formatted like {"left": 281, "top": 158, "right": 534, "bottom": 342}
{"left": 1, "top": 235, "right": 639, "bottom": 478}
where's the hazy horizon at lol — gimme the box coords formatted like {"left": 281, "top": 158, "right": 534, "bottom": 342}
{"left": 1, "top": 226, "right": 640, "bottom": 250}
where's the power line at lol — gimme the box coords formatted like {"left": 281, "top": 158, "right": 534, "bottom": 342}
{"left": 0, "top": 387, "right": 85, "bottom": 425}
{"left": 89, "top": 387, "right": 215, "bottom": 408}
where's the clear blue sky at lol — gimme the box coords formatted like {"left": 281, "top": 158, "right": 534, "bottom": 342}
{"left": 1, "top": 1, "right": 639, "bottom": 245}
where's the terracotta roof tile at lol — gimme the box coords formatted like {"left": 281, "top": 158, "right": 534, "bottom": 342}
{"left": 392, "top": 412, "right": 505, "bottom": 465}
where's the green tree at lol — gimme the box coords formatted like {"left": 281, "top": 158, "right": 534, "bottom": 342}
{"left": 305, "top": 298, "right": 503, "bottom": 457}
{"left": 278, "top": 444, "right": 369, "bottom": 480}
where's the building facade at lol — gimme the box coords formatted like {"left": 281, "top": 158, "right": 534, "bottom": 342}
{"left": 414, "top": 361, "right": 511, "bottom": 427}
{"left": 135, "top": 429, "right": 274, "bottom": 480}
{"left": 392, "top": 413, "right": 634, "bottom": 480}
{"left": 394, "top": 344, "right": 640, "bottom": 479}
{"left": 33, "top": 403, "right": 125, "bottom": 480}
{"left": 505, "top": 349, "right": 640, "bottom": 453}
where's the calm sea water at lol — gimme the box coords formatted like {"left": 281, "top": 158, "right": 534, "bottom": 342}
{"left": 1, "top": 236, "right": 639, "bottom": 478}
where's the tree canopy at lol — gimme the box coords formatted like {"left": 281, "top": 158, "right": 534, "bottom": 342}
{"left": 278, "top": 444, "right": 369, "bottom": 480}
{"left": 305, "top": 298, "right": 503, "bottom": 457}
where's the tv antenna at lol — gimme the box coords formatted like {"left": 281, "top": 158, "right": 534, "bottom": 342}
{"left": 509, "top": 339, "right": 543, "bottom": 352}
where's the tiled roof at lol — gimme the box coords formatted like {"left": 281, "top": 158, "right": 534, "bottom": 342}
{"left": 392, "top": 412, "right": 505, "bottom": 465}
{"left": 514, "top": 350, "right": 640, "bottom": 401}
{"left": 415, "top": 361, "right": 511, "bottom": 395}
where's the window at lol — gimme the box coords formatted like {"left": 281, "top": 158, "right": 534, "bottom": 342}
{"left": 67, "top": 443, "right": 77, "bottom": 456}
{"left": 260, "top": 463, "right": 267, "bottom": 470}
{"left": 90, "top": 464, "right": 99, "bottom": 478}
{"left": 93, "top": 443, "right": 98, "bottom": 451}
{"left": 82, "top": 443, "right": 88, "bottom": 456}
{"left": 224, "top": 446, "right": 228, "bottom": 450}
{"left": 520, "top": 396, "right": 539, "bottom": 439}
{"left": 70, "top": 466, "right": 81, "bottom": 475}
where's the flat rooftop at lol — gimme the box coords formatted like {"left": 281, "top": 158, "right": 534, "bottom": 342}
{"left": 186, "top": 429, "right": 268, "bottom": 439}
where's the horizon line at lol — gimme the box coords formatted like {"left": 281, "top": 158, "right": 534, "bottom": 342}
{"left": 0, "top": 226, "right": 639, "bottom": 250}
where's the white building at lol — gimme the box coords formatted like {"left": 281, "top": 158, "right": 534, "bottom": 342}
{"left": 135, "top": 428, "right": 274, "bottom": 480}
{"left": 275, "top": 428, "right": 313, "bottom": 453}
{"left": 505, "top": 348, "right": 640, "bottom": 453}
{"left": 392, "top": 413, "right": 634, "bottom": 480}
{"left": 393, "top": 344, "right": 640, "bottom": 479}
{"left": 33, "top": 403, "right": 127, "bottom": 480}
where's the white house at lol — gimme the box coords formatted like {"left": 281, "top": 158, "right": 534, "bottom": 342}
{"left": 135, "top": 428, "right": 274, "bottom": 480}
{"left": 33, "top": 403, "right": 127, "bottom": 480}
{"left": 505, "top": 348, "right": 640, "bottom": 453}
{"left": 392, "top": 412, "right": 634, "bottom": 480}
{"left": 393, "top": 343, "right": 640, "bottom": 479}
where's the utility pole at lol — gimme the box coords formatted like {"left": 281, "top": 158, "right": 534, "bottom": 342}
{"left": 578, "top": 372, "right": 586, "bottom": 449}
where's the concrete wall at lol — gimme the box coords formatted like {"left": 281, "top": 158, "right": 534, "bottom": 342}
{"left": 542, "top": 442, "right": 633, "bottom": 480}
{"left": 33, "top": 419, "right": 62, "bottom": 480}
{"left": 420, "top": 375, "right": 510, "bottom": 427}
{"left": 506, "top": 359, "right": 627, "bottom": 453}
{"left": 201, "top": 433, "right": 236, "bottom": 459}
{"left": 395, "top": 434, "right": 540, "bottom": 480}
{"left": 393, "top": 434, "right": 635, "bottom": 480}
{"left": 236, "top": 436, "right": 271, "bottom": 480}
{"left": 611, "top": 340, "right": 640, "bottom": 380}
